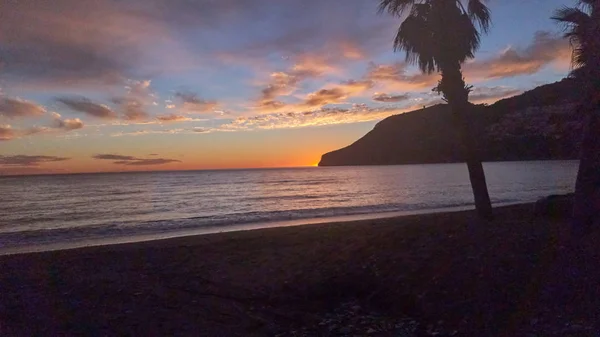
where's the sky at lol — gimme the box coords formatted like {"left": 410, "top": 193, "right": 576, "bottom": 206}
{"left": 0, "top": 0, "right": 575, "bottom": 175}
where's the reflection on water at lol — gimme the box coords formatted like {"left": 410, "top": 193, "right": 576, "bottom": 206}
{"left": 0, "top": 161, "right": 578, "bottom": 248}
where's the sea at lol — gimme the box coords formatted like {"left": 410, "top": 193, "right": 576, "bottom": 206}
{"left": 0, "top": 161, "right": 578, "bottom": 254}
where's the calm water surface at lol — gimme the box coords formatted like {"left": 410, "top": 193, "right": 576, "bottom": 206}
{"left": 0, "top": 161, "right": 578, "bottom": 251}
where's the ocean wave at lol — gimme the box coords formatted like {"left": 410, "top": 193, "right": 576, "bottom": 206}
{"left": 0, "top": 162, "right": 578, "bottom": 251}
{"left": 0, "top": 200, "right": 482, "bottom": 249}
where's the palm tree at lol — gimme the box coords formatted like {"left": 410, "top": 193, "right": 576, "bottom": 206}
{"left": 379, "top": 0, "right": 493, "bottom": 220}
{"left": 553, "top": 0, "right": 600, "bottom": 234}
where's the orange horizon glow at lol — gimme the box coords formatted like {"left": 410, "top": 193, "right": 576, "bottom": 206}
{"left": 0, "top": 162, "right": 322, "bottom": 176}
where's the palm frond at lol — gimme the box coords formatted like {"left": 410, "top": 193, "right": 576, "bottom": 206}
{"left": 552, "top": 5, "right": 593, "bottom": 72}
{"left": 552, "top": 6, "right": 591, "bottom": 27}
{"left": 378, "top": 0, "right": 419, "bottom": 16}
{"left": 467, "top": 0, "right": 491, "bottom": 33}
{"left": 459, "top": 13, "right": 481, "bottom": 60}
{"left": 410, "top": 3, "right": 430, "bottom": 17}
{"left": 394, "top": 13, "right": 436, "bottom": 73}
{"left": 383, "top": 0, "right": 490, "bottom": 77}
{"left": 426, "top": 1, "right": 481, "bottom": 63}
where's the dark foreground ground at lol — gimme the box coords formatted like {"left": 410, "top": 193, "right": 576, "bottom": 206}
{"left": 1, "top": 204, "right": 599, "bottom": 336}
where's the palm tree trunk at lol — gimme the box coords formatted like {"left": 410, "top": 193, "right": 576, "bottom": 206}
{"left": 440, "top": 62, "right": 494, "bottom": 220}
{"left": 572, "top": 103, "right": 600, "bottom": 235}
{"left": 572, "top": 3, "right": 600, "bottom": 234}
{"left": 454, "top": 103, "right": 494, "bottom": 220}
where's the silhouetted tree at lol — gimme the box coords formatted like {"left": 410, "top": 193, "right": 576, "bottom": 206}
{"left": 553, "top": 0, "right": 600, "bottom": 234}
{"left": 379, "top": 0, "right": 493, "bottom": 220}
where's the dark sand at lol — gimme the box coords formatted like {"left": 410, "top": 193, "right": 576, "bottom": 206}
{"left": 1, "top": 204, "right": 599, "bottom": 336}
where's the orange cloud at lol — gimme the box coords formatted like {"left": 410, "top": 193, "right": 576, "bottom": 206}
{"left": 51, "top": 112, "right": 85, "bottom": 130}
{"left": 299, "top": 80, "right": 374, "bottom": 107}
{"left": 221, "top": 103, "right": 427, "bottom": 131}
{"left": 0, "top": 97, "right": 46, "bottom": 119}
{"left": 254, "top": 79, "right": 375, "bottom": 114}
{"left": 469, "top": 86, "right": 522, "bottom": 104}
{"left": 0, "top": 155, "right": 70, "bottom": 167}
{"left": 464, "top": 31, "right": 571, "bottom": 80}
{"left": 372, "top": 93, "right": 411, "bottom": 103}
{"left": 92, "top": 153, "right": 181, "bottom": 166}
{"left": 0, "top": 112, "right": 84, "bottom": 141}
{"left": 254, "top": 54, "right": 343, "bottom": 112}
{"left": 0, "top": 125, "right": 16, "bottom": 141}
{"left": 304, "top": 88, "right": 347, "bottom": 107}
{"left": 338, "top": 41, "right": 366, "bottom": 60}
{"left": 123, "top": 99, "right": 150, "bottom": 121}
{"left": 365, "top": 63, "right": 440, "bottom": 92}
{"left": 156, "top": 114, "right": 194, "bottom": 123}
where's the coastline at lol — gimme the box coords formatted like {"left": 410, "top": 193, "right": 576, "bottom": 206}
{"left": 0, "top": 202, "right": 531, "bottom": 256}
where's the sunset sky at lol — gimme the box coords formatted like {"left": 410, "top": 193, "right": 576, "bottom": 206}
{"left": 0, "top": 0, "right": 573, "bottom": 175}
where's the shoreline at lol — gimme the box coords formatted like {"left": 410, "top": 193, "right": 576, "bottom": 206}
{"left": 2, "top": 203, "right": 599, "bottom": 335}
{"left": 0, "top": 202, "right": 531, "bottom": 256}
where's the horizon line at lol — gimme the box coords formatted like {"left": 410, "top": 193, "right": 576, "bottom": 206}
{"left": 0, "top": 165, "right": 323, "bottom": 178}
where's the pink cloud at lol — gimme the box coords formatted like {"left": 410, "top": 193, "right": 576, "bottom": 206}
{"left": 464, "top": 31, "right": 571, "bottom": 80}
{"left": 0, "top": 97, "right": 46, "bottom": 119}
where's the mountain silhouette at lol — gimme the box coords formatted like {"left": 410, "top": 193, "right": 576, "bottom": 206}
{"left": 319, "top": 79, "right": 584, "bottom": 166}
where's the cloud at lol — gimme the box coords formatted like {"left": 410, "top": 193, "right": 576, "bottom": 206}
{"left": 355, "top": 32, "right": 568, "bottom": 93}
{"left": 193, "top": 127, "right": 212, "bottom": 133}
{"left": 111, "top": 79, "right": 155, "bottom": 122}
{"left": 254, "top": 78, "right": 375, "bottom": 113}
{"left": 365, "top": 63, "right": 439, "bottom": 91}
{"left": 174, "top": 92, "right": 218, "bottom": 113}
{"left": 291, "top": 54, "right": 340, "bottom": 78}
{"left": 93, "top": 153, "right": 181, "bottom": 166}
{"left": 93, "top": 154, "right": 138, "bottom": 161}
{"left": 366, "top": 63, "right": 406, "bottom": 82}
{"left": 304, "top": 88, "right": 347, "bottom": 107}
{"left": 0, "top": 155, "right": 70, "bottom": 167}
{"left": 0, "top": 125, "right": 16, "bottom": 141}
{"left": 51, "top": 112, "right": 85, "bottom": 130}
{"left": 110, "top": 129, "right": 185, "bottom": 137}
{"left": 109, "top": 101, "right": 433, "bottom": 136}
{"left": 372, "top": 93, "right": 410, "bottom": 103}
{"left": 114, "top": 158, "right": 181, "bottom": 166}
{"left": 156, "top": 114, "right": 193, "bottom": 122}
{"left": 0, "top": 115, "right": 81, "bottom": 141}
{"left": 301, "top": 80, "right": 373, "bottom": 108}
{"left": 0, "top": 0, "right": 180, "bottom": 88}
{"left": 469, "top": 86, "right": 522, "bottom": 104}
{"left": 156, "top": 115, "right": 182, "bottom": 122}
{"left": 464, "top": 31, "right": 570, "bottom": 80}
{"left": 220, "top": 103, "right": 426, "bottom": 131}
{"left": 254, "top": 54, "right": 345, "bottom": 111}
{"left": 126, "top": 79, "right": 153, "bottom": 97}
{"left": 260, "top": 72, "right": 300, "bottom": 102}
{"left": 121, "top": 99, "right": 149, "bottom": 121}
{"left": 58, "top": 119, "right": 84, "bottom": 130}
{"left": 0, "top": 97, "right": 46, "bottom": 119}
{"left": 57, "top": 97, "right": 117, "bottom": 119}
{"left": 212, "top": 0, "right": 396, "bottom": 63}
{"left": 0, "top": 0, "right": 399, "bottom": 90}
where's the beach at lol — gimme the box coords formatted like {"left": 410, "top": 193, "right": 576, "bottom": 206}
{"left": 1, "top": 204, "right": 598, "bottom": 336}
